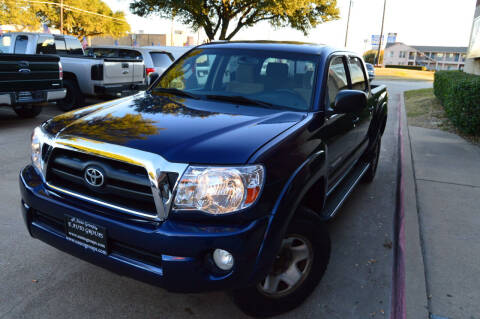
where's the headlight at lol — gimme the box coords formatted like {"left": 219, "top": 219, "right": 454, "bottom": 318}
{"left": 31, "top": 126, "right": 43, "bottom": 173}
{"left": 31, "top": 126, "right": 50, "bottom": 175}
{"left": 174, "top": 165, "right": 264, "bottom": 214}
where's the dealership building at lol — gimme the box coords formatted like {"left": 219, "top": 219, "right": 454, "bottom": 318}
{"left": 465, "top": 0, "right": 480, "bottom": 75}
{"left": 384, "top": 43, "right": 467, "bottom": 70}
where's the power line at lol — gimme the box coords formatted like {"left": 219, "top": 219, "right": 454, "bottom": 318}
{"left": 17, "top": 0, "right": 128, "bottom": 22}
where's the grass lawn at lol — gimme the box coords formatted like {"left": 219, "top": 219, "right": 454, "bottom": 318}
{"left": 404, "top": 88, "right": 479, "bottom": 144}
{"left": 375, "top": 68, "right": 434, "bottom": 81}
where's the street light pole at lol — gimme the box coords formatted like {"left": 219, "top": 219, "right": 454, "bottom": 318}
{"left": 344, "top": 0, "right": 353, "bottom": 47}
{"left": 376, "top": 0, "right": 387, "bottom": 65}
{"left": 60, "top": 0, "right": 64, "bottom": 34}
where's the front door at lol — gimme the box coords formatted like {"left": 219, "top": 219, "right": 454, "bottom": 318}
{"left": 320, "top": 55, "right": 359, "bottom": 190}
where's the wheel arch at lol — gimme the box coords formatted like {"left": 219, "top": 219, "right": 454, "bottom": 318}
{"left": 249, "top": 147, "right": 328, "bottom": 284}
{"left": 63, "top": 71, "right": 79, "bottom": 83}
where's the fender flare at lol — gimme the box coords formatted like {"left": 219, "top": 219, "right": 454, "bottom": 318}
{"left": 249, "top": 147, "right": 328, "bottom": 283}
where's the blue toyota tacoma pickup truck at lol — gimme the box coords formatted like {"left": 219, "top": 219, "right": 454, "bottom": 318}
{"left": 19, "top": 41, "right": 387, "bottom": 317}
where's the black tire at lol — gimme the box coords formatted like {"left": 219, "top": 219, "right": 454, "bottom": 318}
{"left": 232, "top": 209, "right": 331, "bottom": 317}
{"left": 362, "top": 138, "right": 381, "bottom": 183}
{"left": 57, "top": 79, "right": 84, "bottom": 112}
{"left": 13, "top": 104, "right": 42, "bottom": 118}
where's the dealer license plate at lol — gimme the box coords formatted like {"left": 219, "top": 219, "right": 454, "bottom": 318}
{"left": 65, "top": 215, "right": 108, "bottom": 255}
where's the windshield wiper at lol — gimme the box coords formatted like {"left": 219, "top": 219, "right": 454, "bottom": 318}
{"left": 152, "top": 87, "right": 200, "bottom": 99}
{"left": 205, "top": 94, "right": 277, "bottom": 109}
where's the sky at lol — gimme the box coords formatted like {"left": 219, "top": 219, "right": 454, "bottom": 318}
{"left": 104, "top": 0, "right": 478, "bottom": 54}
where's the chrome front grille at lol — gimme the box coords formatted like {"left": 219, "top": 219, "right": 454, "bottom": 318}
{"left": 47, "top": 149, "right": 158, "bottom": 216}
{"left": 38, "top": 134, "right": 189, "bottom": 221}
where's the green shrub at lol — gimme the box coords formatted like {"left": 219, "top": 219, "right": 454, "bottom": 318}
{"left": 434, "top": 71, "right": 480, "bottom": 135}
{"left": 363, "top": 49, "right": 383, "bottom": 65}
{"left": 385, "top": 65, "right": 427, "bottom": 71}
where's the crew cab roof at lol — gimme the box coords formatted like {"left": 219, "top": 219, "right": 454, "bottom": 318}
{"left": 2, "top": 32, "right": 77, "bottom": 39}
{"left": 197, "top": 40, "right": 344, "bottom": 56}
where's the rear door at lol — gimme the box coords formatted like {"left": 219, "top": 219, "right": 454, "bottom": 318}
{"left": 347, "top": 56, "right": 371, "bottom": 153}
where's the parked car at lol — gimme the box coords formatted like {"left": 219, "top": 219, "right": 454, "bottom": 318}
{"left": 365, "top": 62, "right": 375, "bottom": 81}
{"left": 2, "top": 33, "right": 145, "bottom": 111}
{"left": 142, "top": 45, "right": 192, "bottom": 60}
{"left": 0, "top": 52, "right": 65, "bottom": 118}
{"left": 87, "top": 46, "right": 175, "bottom": 77}
{"left": 19, "top": 41, "right": 387, "bottom": 317}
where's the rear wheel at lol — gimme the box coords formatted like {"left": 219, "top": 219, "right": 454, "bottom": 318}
{"left": 362, "top": 138, "right": 381, "bottom": 183}
{"left": 232, "top": 210, "right": 331, "bottom": 317}
{"left": 14, "top": 104, "right": 42, "bottom": 118}
{"left": 57, "top": 79, "right": 84, "bottom": 112}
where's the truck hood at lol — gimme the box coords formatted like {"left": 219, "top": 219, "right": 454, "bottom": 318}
{"left": 46, "top": 92, "right": 306, "bottom": 164}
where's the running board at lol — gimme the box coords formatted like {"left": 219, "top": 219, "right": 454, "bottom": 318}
{"left": 321, "top": 162, "right": 370, "bottom": 221}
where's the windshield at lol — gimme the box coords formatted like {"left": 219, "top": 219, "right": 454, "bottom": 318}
{"left": 155, "top": 48, "right": 319, "bottom": 111}
{"left": 0, "top": 35, "right": 12, "bottom": 53}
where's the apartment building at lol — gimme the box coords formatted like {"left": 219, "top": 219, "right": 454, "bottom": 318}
{"left": 465, "top": 0, "right": 480, "bottom": 75}
{"left": 384, "top": 42, "right": 467, "bottom": 70}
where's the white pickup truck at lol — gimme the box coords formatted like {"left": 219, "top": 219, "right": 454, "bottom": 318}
{"left": 1, "top": 32, "right": 145, "bottom": 111}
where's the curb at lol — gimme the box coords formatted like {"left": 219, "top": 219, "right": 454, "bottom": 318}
{"left": 399, "top": 92, "right": 429, "bottom": 318}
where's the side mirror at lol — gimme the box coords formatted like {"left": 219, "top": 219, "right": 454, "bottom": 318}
{"left": 148, "top": 72, "right": 160, "bottom": 86}
{"left": 333, "top": 90, "right": 367, "bottom": 114}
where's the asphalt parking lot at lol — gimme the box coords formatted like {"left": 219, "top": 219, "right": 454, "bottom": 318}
{"left": 0, "top": 80, "right": 431, "bottom": 319}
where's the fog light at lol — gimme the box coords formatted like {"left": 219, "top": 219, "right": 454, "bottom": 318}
{"left": 213, "top": 249, "right": 234, "bottom": 271}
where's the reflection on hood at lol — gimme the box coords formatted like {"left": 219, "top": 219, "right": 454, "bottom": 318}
{"left": 130, "top": 93, "right": 219, "bottom": 118}
{"left": 64, "top": 113, "right": 161, "bottom": 144}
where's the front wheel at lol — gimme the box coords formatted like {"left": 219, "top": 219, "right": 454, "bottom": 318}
{"left": 14, "top": 104, "right": 42, "bottom": 118}
{"left": 232, "top": 212, "right": 331, "bottom": 317}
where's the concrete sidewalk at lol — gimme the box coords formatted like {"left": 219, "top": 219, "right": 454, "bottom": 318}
{"left": 405, "top": 108, "right": 480, "bottom": 317}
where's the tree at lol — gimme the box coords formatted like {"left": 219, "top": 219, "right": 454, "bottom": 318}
{"left": 363, "top": 49, "right": 383, "bottom": 65}
{"left": 37, "top": 0, "right": 130, "bottom": 38}
{"left": 0, "top": 0, "right": 43, "bottom": 31}
{"left": 130, "top": 0, "right": 340, "bottom": 41}
{"left": 0, "top": 0, "right": 130, "bottom": 38}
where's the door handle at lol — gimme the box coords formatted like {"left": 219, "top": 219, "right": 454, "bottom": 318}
{"left": 122, "top": 70, "right": 129, "bottom": 75}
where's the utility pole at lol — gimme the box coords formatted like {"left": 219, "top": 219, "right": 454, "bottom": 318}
{"left": 344, "top": 0, "right": 353, "bottom": 47}
{"left": 376, "top": 0, "right": 387, "bottom": 65}
{"left": 60, "top": 0, "right": 64, "bottom": 34}
{"left": 170, "top": 17, "right": 174, "bottom": 46}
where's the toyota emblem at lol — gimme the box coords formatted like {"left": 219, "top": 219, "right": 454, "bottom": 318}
{"left": 84, "top": 167, "right": 104, "bottom": 187}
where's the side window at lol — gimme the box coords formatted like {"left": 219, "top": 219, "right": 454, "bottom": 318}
{"left": 36, "top": 36, "right": 56, "bottom": 54}
{"left": 150, "top": 52, "right": 173, "bottom": 67}
{"left": 326, "top": 56, "right": 348, "bottom": 108}
{"left": 14, "top": 35, "right": 29, "bottom": 54}
{"left": 54, "top": 38, "right": 67, "bottom": 55}
{"left": 65, "top": 38, "right": 84, "bottom": 55}
{"left": 348, "top": 57, "right": 367, "bottom": 91}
